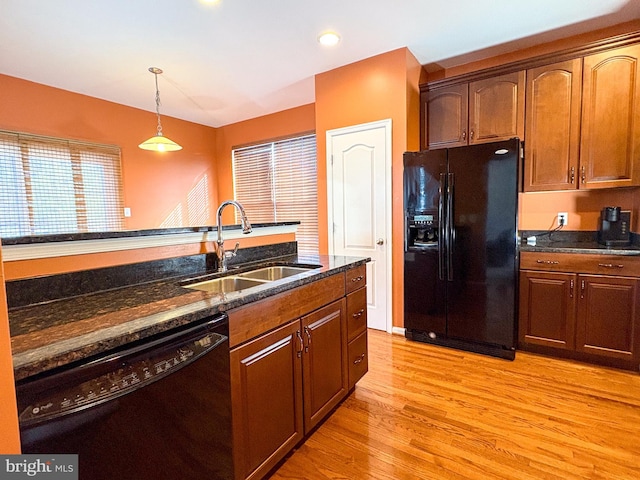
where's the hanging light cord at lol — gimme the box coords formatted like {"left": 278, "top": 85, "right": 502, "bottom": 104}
{"left": 153, "top": 72, "right": 163, "bottom": 137}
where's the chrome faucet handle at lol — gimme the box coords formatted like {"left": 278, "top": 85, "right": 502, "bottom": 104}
{"left": 225, "top": 242, "right": 240, "bottom": 259}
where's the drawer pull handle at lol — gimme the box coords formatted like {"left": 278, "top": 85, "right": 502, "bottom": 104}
{"left": 352, "top": 309, "right": 365, "bottom": 319}
{"left": 598, "top": 263, "right": 624, "bottom": 269}
{"left": 536, "top": 260, "right": 559, "bottom": 265}
{"left": 351, "top": 275, "right": 364, "bottom": 283}
{"left": 353, "top": 353, "right": 365, "bottom": 365}
{"left": 296, "top": 330, "right": 304, "bottom": 358}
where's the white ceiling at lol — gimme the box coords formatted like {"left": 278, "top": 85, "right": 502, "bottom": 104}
{"left": 1, "top": 0, "right": 638, "bottom": 128}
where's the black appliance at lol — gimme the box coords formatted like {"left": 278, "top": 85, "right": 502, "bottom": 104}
{"left": 16, "top": 314, "right": 233, "bottom": 480}
{"left": 404, "top": 138, "right": 521, "bottom": 360}
{"left": 598, "top": 206, "right": 631, "bottom": 246}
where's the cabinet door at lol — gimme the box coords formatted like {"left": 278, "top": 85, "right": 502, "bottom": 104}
{"left": 581, "top": 45, "right": 640, "bottom": 189}
{"left": 519, "top": 270, "right": 576, "bottom": 350}
{"left": 576, "top": 275, "right": 638, "bottom": 360}
{"left": 469, "top": 71, "right": 525, "bottom": 145}
{"left": 426, "top": 83, "right": 468, "bottom": 149}
{"left": 301, "top": 299, "right": 347, "bottom": 433}
{"left": 230, "top": 320, "right": 303, "bottom": 480}
{"left": 524, "top": 60, "right": 582, "bottom": 191}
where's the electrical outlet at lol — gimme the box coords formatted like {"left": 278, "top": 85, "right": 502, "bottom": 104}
{"left": 558, "top": 212, "right": 568, "bottom": 227}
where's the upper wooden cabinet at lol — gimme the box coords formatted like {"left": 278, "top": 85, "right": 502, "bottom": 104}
{"left": 424, "top": 83, "right": 467, "bottom": 149}
{"left": 580, "top": 44, "right": 640, "bottom": 189}
{"left": 524, "top": 44, "right": 640, "bottom": 191}
{"left": 424, "top": 71, "right": 525, "bottom": 150}
{"left": 524, "top": 59, "right": 582, "bottom": 191}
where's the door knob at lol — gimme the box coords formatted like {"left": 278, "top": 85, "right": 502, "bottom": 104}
{"left": 376, "top": 238, "right": 384, "bottom": 245}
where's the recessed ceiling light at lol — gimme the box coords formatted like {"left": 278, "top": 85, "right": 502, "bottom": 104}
{"left": 318, "top": 31, "right": 341, "bottom": 47}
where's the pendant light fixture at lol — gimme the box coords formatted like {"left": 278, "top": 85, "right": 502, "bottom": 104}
{"left": 138, "top": 67, "right": 182, "bottom": 152}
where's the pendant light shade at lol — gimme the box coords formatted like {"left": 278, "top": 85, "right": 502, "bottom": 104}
{"left": 139, "top": 67, "right": 182, "bottom": 152}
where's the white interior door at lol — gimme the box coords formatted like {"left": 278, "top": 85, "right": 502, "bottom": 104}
{"left": 327, "top": 119, "right": 391, "bottom": 332}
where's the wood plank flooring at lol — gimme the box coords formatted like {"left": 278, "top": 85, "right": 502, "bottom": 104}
{"left": 271, "top": 329, "right": 640, "bottom": 480}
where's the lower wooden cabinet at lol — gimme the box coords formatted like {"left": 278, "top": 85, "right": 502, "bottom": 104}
{"left": 230, "top": 320, "right": 303, "bottom": 480}
{"left": 346, "top": 283, "right": 368, "bottom": 389}
{"left": 520, "top": 265, "right": 640, "bottom": 365}
{"left": 576, "top": 275, "right": 638, "bottom": 360}
{"left": 519, "top": 270, "right": 576, "bottom": 350}
{"left": 301, "top": 300, "right": 348, "bottom": 433}
{"left": 229, "top": 267, "right": 368, "bottom": 480}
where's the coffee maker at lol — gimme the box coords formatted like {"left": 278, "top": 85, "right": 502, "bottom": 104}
{"left": 598, "top": 206, "right": 631, "bottom": 246}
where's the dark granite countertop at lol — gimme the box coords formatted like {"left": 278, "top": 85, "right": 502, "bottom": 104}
{"left": 521, "top": 243, "right": 640, "bottom": 256}
{"left": 519, "top": 230, "right": 640, "bottom": 256}
{"left": 1, "top": 222, "right": 300, "bottom": 245}
{"left": 9, "top": 254, "right": 368, "bottom": 381}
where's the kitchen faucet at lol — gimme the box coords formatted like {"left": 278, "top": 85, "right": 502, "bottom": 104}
{"left": 215, "top": 200, "right": 252, "bottom": 272}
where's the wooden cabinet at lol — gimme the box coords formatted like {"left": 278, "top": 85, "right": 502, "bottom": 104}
{"left": 519, "top": 252, "right": 640, "bottom": 367}
{"left": 229, "top": 267, "right": 367, "bottom": 480}
{"left": 580, "top": 44, "right": 640, "bottom": 189}
{"left": 576, "top": 275, "right": 638, "bottom": 360}
{"left": 519, "top": 270, "right": 576, "bottom": 350}
{"left": 524, "top": 59, "right": 582, "bottom": 191}
{"left": 345, "top": 267, "right": 368, "bottom": 389}
{"left": 301, "top": 300, "right": 347, "bottom": 433}
{"left": 523, "top": 45, "right": 640, "bottom": 191}
{"left": 230, "top": 320, "right": 303, "bottom": 480}
{"left": 424, "top": 71, "right": 525, "bottom": 150}
{"left": 424, "top": 83, "right": 467, "bottom": 149}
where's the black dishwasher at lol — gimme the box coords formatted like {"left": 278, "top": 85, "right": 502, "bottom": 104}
{"left": 16, "top": 313, "right": 232, "bottom": 480}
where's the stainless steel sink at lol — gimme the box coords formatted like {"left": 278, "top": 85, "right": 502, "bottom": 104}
{"left": 184, "top": 276, "right": 267, "bottom": 293}
{"left": 236, "top": 265, "right": 317, "bottom": 281}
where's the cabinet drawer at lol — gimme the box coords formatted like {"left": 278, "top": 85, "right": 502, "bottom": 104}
{"left": 521, "top": 251, "right": 640, "bottom": 277}
{"left": 229, "top": 273, "right": 345, "bottom": 348}
{"left": 348, "top": 330, "right": 368, "bottom": 389}
{"left": 346, "top": 287, "right": 367, "bottom": 342}
{"left": 345, "top": 264, "right": 366, "bottom": 294}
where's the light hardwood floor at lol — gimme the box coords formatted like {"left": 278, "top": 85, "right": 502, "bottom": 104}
{"left": 271, "top": 329, "right": 640, "bottom": 480}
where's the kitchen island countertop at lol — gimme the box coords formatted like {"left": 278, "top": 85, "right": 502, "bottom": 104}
{"left": 9, "top": 254, "right": 368, "bottom": 381}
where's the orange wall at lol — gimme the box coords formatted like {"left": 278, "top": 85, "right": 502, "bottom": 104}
{"left": 214, "top": 104, "right": 316, "bottom": 224}
{"left": 0, "top": 74, "right": 219, "bottom": 230}
{"left": 315, "top": 48, "right": 423, "bottom": 328}
{"left": 0, "top": 244, "right": 20, "bottom": 453}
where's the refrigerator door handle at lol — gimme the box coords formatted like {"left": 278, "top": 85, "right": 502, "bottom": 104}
{"left": 447, "top": 173, "right": 454, "bottom": 282}
{"left": 438, "top": 173, "right": 446, "bottom": 281}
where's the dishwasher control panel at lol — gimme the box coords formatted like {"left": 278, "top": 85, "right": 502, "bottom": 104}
{"left": 18, "top": 331, "right": 226, "bottom": 425}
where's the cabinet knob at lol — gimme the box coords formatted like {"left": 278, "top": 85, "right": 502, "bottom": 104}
{"left": 376, "top": 238, "right": 384, "bottom": 245}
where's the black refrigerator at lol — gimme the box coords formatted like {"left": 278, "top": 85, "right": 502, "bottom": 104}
{"left": 403, "top": 138, "right": 520, "bottom": 360}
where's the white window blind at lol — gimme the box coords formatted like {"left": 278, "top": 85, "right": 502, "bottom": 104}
{"left": 0, "top": 130, "right": 124, "bottom": 237}
{"left": 233, "top": 134, "right": 319, "bottom": 254}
